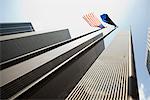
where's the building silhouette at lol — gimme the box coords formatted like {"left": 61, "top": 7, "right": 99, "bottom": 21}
{"left": 0, "top": 24, "right": 139, "bottom": 99}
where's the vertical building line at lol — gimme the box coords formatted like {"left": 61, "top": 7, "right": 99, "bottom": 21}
{"left": 146, "top": 27, "right": 150, "bottom": 74}
{"left": 128, "top": 27, "right": 139, "bottom": 100}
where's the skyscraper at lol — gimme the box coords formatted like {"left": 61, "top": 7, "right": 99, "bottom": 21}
{"left": 0, "top": 28, "right": 105, "bottom": 99}
{"left": 1, "top": 28, "right": 139, "bottom": 99}
{"left": 66, "top": 31, "right": 139, "bottom": 100}
{"left": 146, "top": 27, "right": 150, "bottom": 75}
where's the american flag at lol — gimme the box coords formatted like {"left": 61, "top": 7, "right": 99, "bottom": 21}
{"left": 83, "top": 13, "right": 105, "bottom": 29}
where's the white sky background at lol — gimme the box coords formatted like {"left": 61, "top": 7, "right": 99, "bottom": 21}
{"left": 0, "top": 0, "right": 132, "bottom": 37}
{"left": 21, "top": 0, "right": 132, "bottom": 37}
{"left": 1, "top": 0, "right": 150, "bottom": 99}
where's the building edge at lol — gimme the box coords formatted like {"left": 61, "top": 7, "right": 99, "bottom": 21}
{"left": 128, "top": 27, "right": 139, "bottom": 100}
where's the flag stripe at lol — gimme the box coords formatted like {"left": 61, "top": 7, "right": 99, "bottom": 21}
{"left": 83, "top": 13, "right": 103, "bottom": 28}
{"left": 89, "top": 13, "right": 96, "bottom": 26}
{"left": 83, "top": 15, "right": 93, "bottom": 27}
{"left": 85, "top": 14, "right": 94, "bottom": 27}
{"left": 90, "top": 13, "right": 99, "bottom": 26}
{"left": 89, "top": 13, "right": 97, "bottom": 26}
{"left": 92, "top": 14, "right": 101, "bottom": 25}
{"left": 83, "top": 14, "right": 93, "bottom": 26}
{"left": 88, "top": 13, "right": 96, "bottom": 26}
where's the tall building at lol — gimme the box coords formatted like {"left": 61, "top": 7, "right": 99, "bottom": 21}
{"left": 1, "top": 27, "right": 139, "bottom": 99}
{"left": 0, "top": 28, "right": 72, "bottom": 99}
{"left": 66, "top": 31, "right": 139, "bottom": 100}
{"left": 0, "top": 27, "right": 105, "bottom": 99}
{"left": 146, "top": 27, "right": 150, "bottom": 74}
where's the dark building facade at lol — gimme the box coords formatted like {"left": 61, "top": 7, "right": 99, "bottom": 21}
{"left": 0, "top": 28, "right": 104, "bottom": 99}
{"left": 1, "top": 28, "right": 139, "bottom": 100}
{"left": 0, "top": 28, "right": 71, "bottom": 66}
{"left": 0, "top": 22, "right": 35, "bottom": 36}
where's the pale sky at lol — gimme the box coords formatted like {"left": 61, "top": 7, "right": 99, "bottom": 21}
{"left": 0, "top": 0, "right": 133, "bottom": 37}
{"left": 0, "top": 0, "right": 150, "bottom": 99}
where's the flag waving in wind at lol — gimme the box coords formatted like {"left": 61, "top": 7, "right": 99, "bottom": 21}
{"left": 100, "top": 14, "right": 117, "bottom": 27}
{"left": 83, "top": 13, "right": 105, "bottom": 29}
